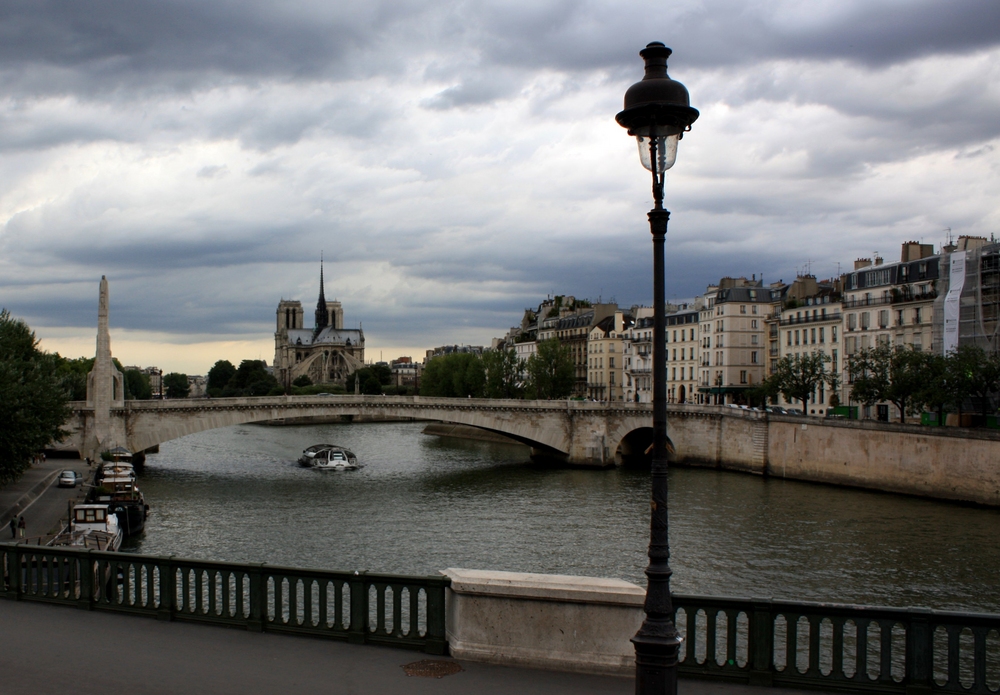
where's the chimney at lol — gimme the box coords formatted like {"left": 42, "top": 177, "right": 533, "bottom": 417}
{"left": 874, "top": 256, "right": 884, "bottom": 266}
{"left": 854, "top": 258, "right": 872, "bottom": 270}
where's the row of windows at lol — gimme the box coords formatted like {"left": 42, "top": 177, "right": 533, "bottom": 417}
{"left": 786, "top": 326, "right": 838, "bottom": 346}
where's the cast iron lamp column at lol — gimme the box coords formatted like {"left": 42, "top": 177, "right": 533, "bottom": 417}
{"left": 616, "top": 42, "right": 699, "bottom": 695}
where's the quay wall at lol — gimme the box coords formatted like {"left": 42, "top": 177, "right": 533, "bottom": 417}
{"left": 665, "top": 405, "right": 1000, "bottom": 507}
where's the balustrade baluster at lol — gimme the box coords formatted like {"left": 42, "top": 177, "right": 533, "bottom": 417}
{"left": 409, "top": 584, "right": 420, "bottom": 637}
{"left": 856, "top": 619, "right": 870, "bottom": 682}
{"left": 375, "top": 583, "right": 386, "bottom": 635}
{"left": 787, "top": 614, "right": 800, "bottom": 673}
{"left": 349, "top": 573, "right": 367, "bottom": 644}
{"left": 808, "top": 615, "right": 821, "bottom": 675}
{"left": 832, "top": 617, "right": 845, "bottom": 679}
{"left": 974, "top": 627, "right": 987, "bottom": 692}
{"left": 392, "top": 584, "right": 402, "bottom": 637}
{"left": 706, "top": 609, "right": 718, "bottom": 665}
{"left": 879, "top": 620, "right": 894, "bottom": 683}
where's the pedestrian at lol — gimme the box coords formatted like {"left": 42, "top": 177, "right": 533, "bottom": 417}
{"left": 17, "top": 515, "right": 25, "bottom": 538}
{"left": 8, "top": 517, "right": 15, "bottom": 539}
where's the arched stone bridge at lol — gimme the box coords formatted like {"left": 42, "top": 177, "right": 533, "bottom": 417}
{"left": 58, "top": 394, "right": 773, "bottom": 469}
{"left": 58, "top": 395, "right": 655, "bottom": 466}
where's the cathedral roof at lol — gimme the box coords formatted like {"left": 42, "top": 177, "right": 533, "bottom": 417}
{"left": 287, "top": 328, "right": 364, "bottom": 346}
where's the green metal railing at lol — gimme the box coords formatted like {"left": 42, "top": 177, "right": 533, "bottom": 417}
{"left": 0, "top": 543, "right": 447, "bottom": 655}
{"left": 673, "top": 595, "right": 1000, "bottom": 694}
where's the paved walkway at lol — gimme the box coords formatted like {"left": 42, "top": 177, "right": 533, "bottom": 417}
{"left": 0, "top": 599, "right": 835, "bottom": 695}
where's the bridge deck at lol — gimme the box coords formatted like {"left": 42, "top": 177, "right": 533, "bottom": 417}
{"left": 1, "top": 598, "right": 834, "bottom": 695}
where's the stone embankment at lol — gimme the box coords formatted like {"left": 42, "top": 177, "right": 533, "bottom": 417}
{"left": 665, "top": 406, "right": 1000, "bottom": 507}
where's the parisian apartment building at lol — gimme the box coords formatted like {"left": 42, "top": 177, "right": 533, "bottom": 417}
{"left": 486, "top": 235, "right": 1000, "bottom": 418}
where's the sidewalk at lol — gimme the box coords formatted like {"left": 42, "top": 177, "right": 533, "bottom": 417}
{"left": 0, "top": 599, "right": 834, "bottom": 695}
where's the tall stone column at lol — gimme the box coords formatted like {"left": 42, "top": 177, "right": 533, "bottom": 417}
{"left": 85, "top": 276, "right": 126, "bottom": 458}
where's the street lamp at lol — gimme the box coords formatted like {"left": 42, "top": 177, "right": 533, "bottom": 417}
{"left": 616, "top": 42, "right": 698, "bottom": 695}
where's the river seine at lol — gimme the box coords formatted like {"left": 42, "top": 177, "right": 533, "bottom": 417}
{"left": 127, "top": 421, "right": 1000, "bottom": 613}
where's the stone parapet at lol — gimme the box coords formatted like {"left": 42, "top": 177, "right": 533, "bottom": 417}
{"left": 441, "top": 568, "right": 643, "bottom": 676}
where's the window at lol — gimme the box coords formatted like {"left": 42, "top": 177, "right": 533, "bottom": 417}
{"left": 878, "top": 310, "right": 889, "bottom": 328}
{"left": 848, "top": 314, "right": 857, "bottom": 330}
{"left": 672, "top": 349, "right": 676, "bottom": 360}
{"left": 811, "top": 328, "right": 816, "bottom": 344}
{"left": 795, "top": 330, "right": 800, "bottom": 346}
{"left": 751, "top": 335, "right": 758, "bottom": 345}
{"left": 740, "top": 305, "right": 747, "bottom": 314}
{"left": 609, "top": 357, "right": 615, "bottom": 368}
{"left": 740, "top": 370, "right": 748, "bottom": 384}
{"left": 860, "top": 312, "right": 870, "bottom": 329}
{"left": 752, "top": 305, "right": 758, "bottom": 314}
{"left": 787, "top": 332, "right": 792, "bottom": 346}
{"left": 819, "top": 327, "right": 825, "bottom": 343}
{"left": 751, "top": 351, "right": 759, "bottom": 364}
{"left": 672, "top": 367, "right": 676, "bottom": 380}
{"left": 751, "top": 319, "right": 758, "bottom": 329}
{"left": 832, "top": 326, "right": 838, "bottom": 342}
{"left": 914, "top": 308, "right": 922, "bottom": 324}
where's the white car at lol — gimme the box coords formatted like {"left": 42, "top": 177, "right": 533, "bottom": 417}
{"left": 57, "top": 470, "right": 82, "bottom": 488}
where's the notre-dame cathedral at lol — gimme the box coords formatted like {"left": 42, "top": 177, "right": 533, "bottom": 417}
{"left": 273, "top": 263, "right": 365, "bottom": 389}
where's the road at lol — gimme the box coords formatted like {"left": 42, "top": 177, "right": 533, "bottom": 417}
{"left": 12, "top": 460, "right": 92, "bottom": 540}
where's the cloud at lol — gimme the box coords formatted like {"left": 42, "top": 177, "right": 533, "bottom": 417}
{"left": 1, "top": 0, "right": 999, "bottom": 373}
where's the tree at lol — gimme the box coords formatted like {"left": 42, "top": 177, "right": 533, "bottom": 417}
{"left": 913, "top": 352, "right": 952, "bottom": 424}
{"left": 224, "top": 360, "right": 279, "bottom": 397}
{"left": 123, "top": 368, "right": 153, "bottom": 400}
{"left": 418, "top": 353, "right": 486, "bottom": 397}
{"left": 482, "top": 347, "right": 522, "bottom": 399}
{"left": 163, "top": 372, "right": 190, "bottom": 398}
{"left": 207, "top": 360, "right": 237, "bottom": 395}
{"left": 51, "top": 355, "right": 94, "bottom": 401}
{"left": 771, "top": 352, "right": 831, "bottom": 412}
{"left": 0, "top": 310, "right": 72, "bottom": 484}
{"left": 949, "top": 345, "right": 1000, "bottom": 416}
{"left": 850, "top": 344, "right": 930, "bottom": 423}
{"left": 292, "top": 374, "right": 313, "bottom": 388}
{"left": 347, "top": 367, "right": 385, "bottom": 395}
{"left": 525, "top": 339, "right": 574, "bottom": 400}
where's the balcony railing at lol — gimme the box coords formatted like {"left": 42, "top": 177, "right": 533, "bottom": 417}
{"left": 780, "top": 312, "right": 842, "bottom": 326}
{"left": 1, "top": 543, "right": 448, "bottom": 654}
{"left": 842, "top": 291, "right": 937, "bottom": 309}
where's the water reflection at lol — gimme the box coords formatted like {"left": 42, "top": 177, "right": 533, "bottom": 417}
{"left": 129, "top": 421, "right": 1000, "bottom": 613}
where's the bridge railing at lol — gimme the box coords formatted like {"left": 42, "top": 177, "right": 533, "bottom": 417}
{"left": 673, "top": 594, "right": 1000, "bottom": 694}
{"left": 0, "top": 543, "right": 447, "bottom": 655}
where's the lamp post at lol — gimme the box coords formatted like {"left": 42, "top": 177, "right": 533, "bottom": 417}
{"left": 616, "top": 42, "right": 698, "bottom": 695}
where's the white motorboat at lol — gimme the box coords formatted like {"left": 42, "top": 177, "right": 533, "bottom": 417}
{"left": 299, "top": 444, "right": 359, "bottom": 470}
{"left": 48, "top": 504, "right": 123, "bottom": 551}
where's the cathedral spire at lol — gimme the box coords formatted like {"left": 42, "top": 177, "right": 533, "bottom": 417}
{"left": 315, "top": 254, "right": 328, "bottom": 333}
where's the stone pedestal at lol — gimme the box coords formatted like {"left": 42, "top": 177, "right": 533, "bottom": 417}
{"left": 442, "top": 568, "right": 644, "bottom": 676}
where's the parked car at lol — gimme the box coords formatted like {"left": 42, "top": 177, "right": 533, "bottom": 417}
{"left": 765, "top": 406, "right": 788, "bottom": 415}
{"left": 57, "top": 470, "right": 82, "bottom": 488}
{"left": 785, "top": 408, "right": 805, "bottom": 416}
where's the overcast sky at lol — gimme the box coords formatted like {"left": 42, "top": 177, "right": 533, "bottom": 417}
{"left": 1, "top": 0, "right": 999, "bottom": 374}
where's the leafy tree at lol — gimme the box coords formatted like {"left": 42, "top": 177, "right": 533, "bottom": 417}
{"left": 913, "top": 352, "right": 953, "bottom": 424}
{"left": 482, "top": 347, "right": 522, "bottom": 399}
{"left": 51, "top": 355, "right": 94, "bottom": 401}
{"left": 208, "top": 360, "right": 237, "bottom": 395}
{"left": 224, "top": 360, "right": 279, "bottom": 397}
{"left": 0, "top": 310, "right": 72, "bottom": 484}
{"left": 525, "top": 339, "right": 574, "bottom": 400}
{"left": 771, "top": 351, "right": 831, "bottom": 412}
{"left": 949, "top": 345, "right": 1000, "bottom": 416}
{"left": 419, "top": 353, "right": 486, "bottom": 398}
{"left": 163, "top": 372, "right": 190, "bottom": 398}
{"left": 292, "top": 374, "right": 313, "bottom": 388}
{"left": 123, "top": 368, "right": 153, "bottom": 400}
{"left": 850, "top": 345, "right": 930, "bottom": 423}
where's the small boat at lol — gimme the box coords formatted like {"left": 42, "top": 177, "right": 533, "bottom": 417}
{"left": 48, "top": 504, "right": 123, "bottom": 551}
{"left": 298, "top": 444, "right": 359, "bottom": 470}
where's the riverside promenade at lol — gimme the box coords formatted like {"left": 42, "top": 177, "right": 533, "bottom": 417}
{"left": 1, "top": 598, "right": 836, "bottom": 695}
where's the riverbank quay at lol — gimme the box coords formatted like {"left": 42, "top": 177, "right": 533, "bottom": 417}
{"left": 4, "top": 544, "right": 1000, "bottom": 693}
{"left": 0, "top": 458, "right": 90, "bottom": 532}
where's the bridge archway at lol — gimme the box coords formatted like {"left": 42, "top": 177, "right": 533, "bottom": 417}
{"left": 614, "top": 427, "right": 675, "bottom": 468}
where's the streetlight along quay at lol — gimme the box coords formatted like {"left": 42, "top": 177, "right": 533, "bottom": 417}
{"left": 616, "top": 42, "right": 698, "bottom": 695}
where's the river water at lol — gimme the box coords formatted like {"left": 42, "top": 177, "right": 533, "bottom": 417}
{"left": 127, "top": 421, "right": 1000, "bottom": 613}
